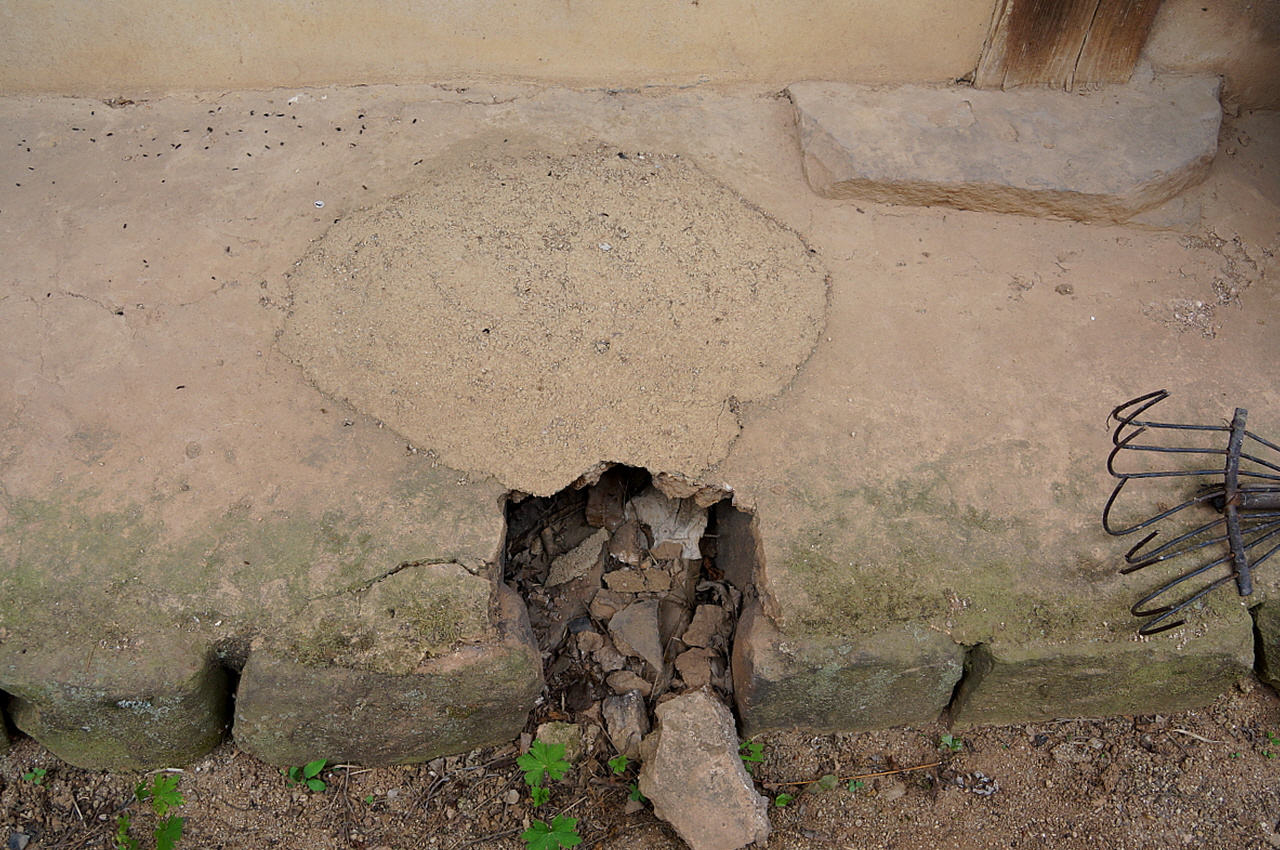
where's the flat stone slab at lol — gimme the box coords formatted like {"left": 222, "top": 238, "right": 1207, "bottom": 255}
{"left": 789, "top": 76, "right": 1222, "bottom": 223}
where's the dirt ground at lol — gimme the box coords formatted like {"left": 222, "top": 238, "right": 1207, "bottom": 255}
{"left": 2, "top": 675, "right": 1279, "bottom": 850}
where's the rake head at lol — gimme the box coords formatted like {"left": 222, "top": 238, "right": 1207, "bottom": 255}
{"left": 1103, "top": 390, "right": 1280, "bottom": 636}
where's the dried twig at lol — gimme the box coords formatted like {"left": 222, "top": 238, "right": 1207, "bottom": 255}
{"left": 1171, "top": 729, "right": 1225, "bottom": 745}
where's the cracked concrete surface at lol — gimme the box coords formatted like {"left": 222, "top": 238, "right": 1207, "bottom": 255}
{"left": 0, "top": 81, "right": 1277, "bottom": 768}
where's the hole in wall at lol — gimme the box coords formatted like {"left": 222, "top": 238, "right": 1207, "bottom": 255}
{"left": 503, "top": 464, "right": 754, "bottom": 750}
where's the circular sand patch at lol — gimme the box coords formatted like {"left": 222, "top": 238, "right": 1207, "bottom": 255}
{"left": 281, "top": 135, "right": 827, "bottom": 495}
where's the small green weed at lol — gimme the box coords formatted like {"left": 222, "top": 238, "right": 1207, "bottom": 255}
{"left": 813, "top": 774, "right": 839, "bottom": 793}
{"left": 22, "top": 767, "right": 47, "bottom": 785}
{"left": 518, "top": 740, "right": 571, "bottom": 788}
{"left": 114, "top": 813, "right": 137, "bottom": 850}
{"left": 115, "top": 773, "right": 185, "bottom": 850}
{"left": 848, "top": 779, "right": 866, "bottom": 792}
{"left": 522, "top": 814, "right": 582, "bottom": 850}
{"left": 628, "top": 782, "right": 645, "bottom": 803}
{"left": 282, "top": 759, "right": 328, "bottom": 792}
{"left": 607, "top": 754, "right": 630, "bottom": 776}
{"left": 518, "top": 739, "right": 571, "bottom": 808}
{"left": 739, "top": 741, "right": 765, "bottom": 775}
{"left": 774, "top": 792, "right": 795, "bottom": 807}
{"left": 939, "top": 734, "right": 963, "bottom": 753}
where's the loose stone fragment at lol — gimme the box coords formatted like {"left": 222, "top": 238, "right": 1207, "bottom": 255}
{"left": 602, "top": 691, "right": 649, "bottom": 759}
{"left": 630, "top": 488, "right": 708, "bottom": 560}
{"left": 535, "top": 721, "right": 585, "bottom": 762}
{"left": 589, "top": 590, "right": 631, "bottom": 621}
{"left": 675, "top": 648, "right": 717, "bottom": 689}
{"left": 639, "top": 690, "right": 770, "bottom": 850}
{"left": 593, "top": 640, "right": 629, "bottom": 673}
{"left": 547, "top": 529, "right": 608, "bottom": 586}
{"left": 682, "top": 604, "right": 729, "bottom": 648}
{"left": 608, "top": 520, "right": 646, "bottom": 565}
{"left": 609, "top": 600, "right": 665, "bottom": 672}
{"left": 604, "top": 569, "right": 649, "bottom": 594}
{"left": 607, "top": 670, "right": 654, "bottom": 697}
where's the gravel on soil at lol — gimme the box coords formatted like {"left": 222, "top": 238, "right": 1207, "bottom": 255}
{"left": 3, "top": 677, "right": 1278, "bottom": 849}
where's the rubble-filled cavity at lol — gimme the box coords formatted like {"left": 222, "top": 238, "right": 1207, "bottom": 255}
{"left": 504, "top": 466, "right": 748, "bottom": 758}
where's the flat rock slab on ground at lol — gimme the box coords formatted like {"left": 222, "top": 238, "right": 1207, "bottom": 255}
{"left": 789, "top": 75, "right": 1222, "bottom": 223}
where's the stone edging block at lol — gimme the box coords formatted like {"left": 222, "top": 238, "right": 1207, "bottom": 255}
{"left": 788, "top": 76, "right": 1222, "bottom": 224}
{"left": 731, "top": 600, "right": 964, "bottom": 736}
{"left": 0, "top": 635, "right": 229, "bottom": 771}
{"left": 233, "top": 582, "right": 543, "bottom": 766}
{"left": 950, "top": 611, "right": 1255, "bottom": 727}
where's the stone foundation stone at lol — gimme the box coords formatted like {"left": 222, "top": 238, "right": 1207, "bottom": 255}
{"left": 731, "top": 600, "right": 964, "bottom": 735}
{"left": 233, "top": 581, "right": 543, "bottom": 765}
{"left": 0, "top": 635, "right": 229, "bottom": 770}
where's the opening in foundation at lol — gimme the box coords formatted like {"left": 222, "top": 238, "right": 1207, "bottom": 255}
{"left": 504, "top": 465, "right": 754, "bottom": 751}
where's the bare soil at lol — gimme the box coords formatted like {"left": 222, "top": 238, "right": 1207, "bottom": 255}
{"left": 4, "top": 676, "right": 1279, "bottom": 850}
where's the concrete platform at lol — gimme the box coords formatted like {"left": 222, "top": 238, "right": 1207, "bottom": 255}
{"left": 1, "top": 80, "right": 1277, "bottom": 768}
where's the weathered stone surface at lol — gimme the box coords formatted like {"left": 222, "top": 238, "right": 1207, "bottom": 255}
{"left": 534, "top": 721, "right": 585, "bottom": 762}
{"left": 273, "top": 561, "right": 494, "bottom": 676}
{"left": 602, "top": 691, "right": 649, "bottom": 760}
{"left": 548, "top": 529, "right": 608, "bottom": 586}
{"left": 638, "top": 691, "right": 770, "bottom": 850}
{"left": 609, "top": 600, "right": 665, "bottom": 672}
{"left": 606, "top": 670, "right": 653, "bottom": 697}
{"left": 1250, "top": 600, "right": 1280, "bottom": 690}
{"left": 789, "top": 76, "right": 1221, "bottom": 223}
{"left": 233, "top": 584, "right": 543, "bottom": 766}
{"left": 682, "top": 604, "right": 729, "bottom": 648}
{"left": 0, "top": 634, "right": 228, "bottom": 770}
{"left": 950, "top": 619, "right": 1254, "bottom": 725}
{"left": 732, "top": 600, "right": 963, "bottom": 736}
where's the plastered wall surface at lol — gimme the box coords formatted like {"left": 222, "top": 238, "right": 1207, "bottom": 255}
{"left": 1144, "top": 0, "right": 1280, "bottom": 109}
{"left": 0, "top": 0, "right": 993, "bottom": 96}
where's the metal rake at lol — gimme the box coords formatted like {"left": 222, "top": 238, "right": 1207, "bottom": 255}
{"left": 1103, "top": 389, "right": 1280, "bottom": 635}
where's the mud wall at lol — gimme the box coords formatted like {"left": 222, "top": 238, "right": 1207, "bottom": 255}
{"left": 1144, "top": 0, "right": 1280, "bottom": 110}
{"left": 0, "top": 0, "right": 991, "bottom": 96}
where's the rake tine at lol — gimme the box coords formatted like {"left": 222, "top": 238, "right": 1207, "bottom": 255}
{"left": 1134, "top": 573, "right": 1239, "bottom": 637}
{"left": 1104, "top": 390, "right": 1280, "bottom": 635}
{"left": 1121, "top": 513, "right": 1228, "bottom": 569}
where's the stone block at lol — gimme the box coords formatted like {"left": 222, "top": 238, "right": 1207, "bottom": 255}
{"left": 732, "top": 600, "right": 964, "bottom": 736}
{"left": 789, "top": 75, "right": 1221, "bottom": 223}
{"left": 950, "top": 614, "right": 1254, "bottom": 726}
{"left": 1253, "top": 600, "right": 1280, "bottom": 690}
{"left": 0, "top": 634, "right": 229, "bottom": 770}
{"left": 233, "top": 581, "right": 543, "bottom": 766}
